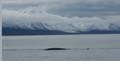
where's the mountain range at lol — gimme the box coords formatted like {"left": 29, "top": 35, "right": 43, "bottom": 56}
{"left": 2, "top": 22, "right": 120, "bottom": 35}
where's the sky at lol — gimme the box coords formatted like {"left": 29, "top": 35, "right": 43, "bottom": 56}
{"left": 2, "top": 0, "right": 120, "bottom": 33}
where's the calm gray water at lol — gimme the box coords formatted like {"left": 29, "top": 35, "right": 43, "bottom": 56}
{"left": 2, "top": 34, "right": 120, "bottom": 61}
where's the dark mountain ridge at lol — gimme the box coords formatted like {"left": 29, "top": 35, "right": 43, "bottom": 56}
{"left": 2, "top": 27, "right": 120, "bottom": 36}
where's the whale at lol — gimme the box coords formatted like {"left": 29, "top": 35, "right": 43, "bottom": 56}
{"left": 44, "top": 48, "right": 70, "bottom": 50}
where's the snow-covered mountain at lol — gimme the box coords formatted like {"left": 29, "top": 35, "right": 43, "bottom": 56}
{"left": 2, "top": 9, "right": 120, "bottom": 35}
{"left": 2, "top": 19, "right": 120, "bottom": 35}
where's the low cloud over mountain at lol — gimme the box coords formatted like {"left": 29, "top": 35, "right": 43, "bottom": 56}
{"left": 2, "top": 0, "right": 120, "bottom": 35}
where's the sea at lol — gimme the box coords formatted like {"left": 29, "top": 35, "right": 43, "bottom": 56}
{"left": 2, "top": 34, "right": 120, "bottom": 61}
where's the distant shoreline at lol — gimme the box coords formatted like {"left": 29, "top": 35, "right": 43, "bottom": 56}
{"left": 2, "top": 27, "right": 120, "bottom": 36}
{"left": 2, "top": 33, "right": 120, "bottom": 36}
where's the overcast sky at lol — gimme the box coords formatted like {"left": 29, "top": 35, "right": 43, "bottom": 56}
{"left": 2, "top": 0, "right": 120, "bottom": 16}
{"left": 2, "top": 0, "right": 120, "bottom": 32}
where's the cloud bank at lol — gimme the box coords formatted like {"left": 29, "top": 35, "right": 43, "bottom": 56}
{"left": 2, "top": 0, "right": 120, "bottom": 33}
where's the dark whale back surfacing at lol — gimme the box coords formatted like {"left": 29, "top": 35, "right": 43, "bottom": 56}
{"left": 44, "top": 48, "right": 70, "bottom": 50}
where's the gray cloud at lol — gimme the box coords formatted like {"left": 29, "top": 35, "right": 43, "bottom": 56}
{"left": 2, "top": 0, "right": 120, "bottom": 16}
{"left": 48, "top": 0, "right": 120, "bottom": 17}
{"left": 2, "top": 0, "right": 120, "bottom": 32}
{"left": 2, "top": 9, "right": 120, "bottom": 32}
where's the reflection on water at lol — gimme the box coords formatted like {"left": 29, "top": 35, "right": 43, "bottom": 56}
{"left": 3, "top": 48, "right": 120, "bottom": 61}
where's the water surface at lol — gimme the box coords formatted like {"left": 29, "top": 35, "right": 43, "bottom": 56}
{"left": 3, "top": 34, "right": 120, "bottom": 61}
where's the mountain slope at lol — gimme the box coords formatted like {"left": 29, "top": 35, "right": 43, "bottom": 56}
{"left": 2, "top": 27, "right": 120, "bottom": 36}
{"left": 2, "top": 19, "right": 120, "bottom": 35}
